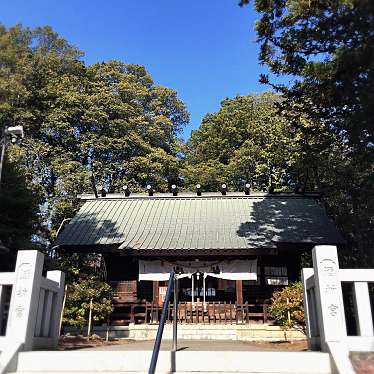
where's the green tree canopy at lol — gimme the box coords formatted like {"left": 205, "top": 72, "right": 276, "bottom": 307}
{"left": 239, "top": 0, "right": 374, "bottom": 266}
{"left": 0, "top": 24, "right": 189, "bottom": 248}
{"left": 184, "top": 92, "right": 311, "bottom": 192}
{"left": 0, "top": 146, "right": 42, "bottom": 256}
{"left": 241, "top": 0, "right": 374, "bottom": 148}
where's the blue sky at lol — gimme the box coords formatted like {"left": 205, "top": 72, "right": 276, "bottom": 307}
{"left": 0, "top": 0, "right": 270, "bottom": 140}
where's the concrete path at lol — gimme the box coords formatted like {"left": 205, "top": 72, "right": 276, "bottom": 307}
{"left": 82, "top": 339, "right": 274, "bottom": 351}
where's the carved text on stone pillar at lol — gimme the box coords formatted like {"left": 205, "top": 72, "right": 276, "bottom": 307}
{"left": 324, "top": 284, "right": 337, "bottom": 293}
{"left": 15, "top": 305, "right": 25, "bottom": 318}
{"left": 320, "top": 259, "right": 337, "bottom": 277}
{"left": 13, "top": 263, "right": 33, "bottom": 321}
{"left": 16, "top": 288, "right": 28, "bottom": 297}
{"left": 328, "top": 304, "right": 339, "bottom": 317}
{"left": 18, "top": 263, "right": 32, "bottom": 280}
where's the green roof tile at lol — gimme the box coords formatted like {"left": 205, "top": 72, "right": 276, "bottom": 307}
{"left": 54, "top": 194, "right": 344, "bottom": 250}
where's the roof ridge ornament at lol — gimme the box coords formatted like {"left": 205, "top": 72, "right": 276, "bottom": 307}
{"left": 244, "top": 183, "right": 251, "bottom": 195}
{"left": 123, "top": 185, "right": 131, "bottom": 197}
{"left": 196, "top": 184, "right": 202, "bottom": 196}
{"left": 98, "top": 185, "right": 106, "bottom": 197}
{"left": 76, "top": 191, "right": 322, "bottom": 200}
{"left": 147, "top": 184, "right": 154, "bottom": 196}
{"left": 171, "top": 184, "right": 178, "bottom": 196}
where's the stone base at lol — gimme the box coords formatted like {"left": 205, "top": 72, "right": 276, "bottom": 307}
{"left": 65, "top": 323, "right": 305, "bottom": 341}
{"left": 11, "top": 350, "right": 332, "bottom": 373}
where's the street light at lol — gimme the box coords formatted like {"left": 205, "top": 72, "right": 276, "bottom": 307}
{"left": 0, "top": 125, "right": 24, "bottom": 190}
{"left": 7, "top": 126, "right": 24, "bottom": 140}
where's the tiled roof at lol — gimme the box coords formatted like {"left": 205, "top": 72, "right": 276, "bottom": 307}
{"left": 54, "top": 193, "right": 344, "bottom": 251}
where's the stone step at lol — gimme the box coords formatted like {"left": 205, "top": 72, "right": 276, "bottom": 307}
{"left": 10, "top": 372, "right": 153, "bottom": 374}
{"left": 84, "top": 323, "right": 305, "bottom": 341}
{"left": 8, "top": 372, "right": 327, "bottom": 374}
{"left": 10, "top": 350, "right": 332, "bottom": 373}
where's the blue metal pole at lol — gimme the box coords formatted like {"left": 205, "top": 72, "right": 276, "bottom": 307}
{"left": 148, "top": 272, "right": 175, "bottom": 374}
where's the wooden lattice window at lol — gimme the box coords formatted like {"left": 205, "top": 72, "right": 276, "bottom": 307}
{"left": 264, "top": 266, "right": 288, "bottom": 285}
{"left": 111, "top": 280, "right": 137, "bottom": 303}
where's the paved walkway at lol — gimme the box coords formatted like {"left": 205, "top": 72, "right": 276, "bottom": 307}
{"left": 83, "top": 339, "right": 274, "bottom": 351}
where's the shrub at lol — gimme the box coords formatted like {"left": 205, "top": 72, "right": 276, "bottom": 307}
{"left": 268, "top": 281, "right": 305, "bottom": 339}
{"left": 63, "top": 278, "right": 113, "bottom": 334}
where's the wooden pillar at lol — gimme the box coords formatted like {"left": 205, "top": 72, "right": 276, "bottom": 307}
{"left": 236, "top": 280, "right": 243, "bottom": 304}
{"left": 153, "top": 281, "right": 159, "bottom": 304}
{"left": 152, "top": 281, "right": 159, "bottom": 323}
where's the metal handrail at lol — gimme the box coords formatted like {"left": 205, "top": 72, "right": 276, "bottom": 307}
{"left": 148, "top": 271, "right": 177, "bottom": 374}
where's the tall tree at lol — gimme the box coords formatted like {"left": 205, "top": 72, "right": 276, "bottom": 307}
{"left": 0, "top": 24, "right": 189, "bottom": 248}
{"left": 185, "top": 92, "right": 313, "bottom": 192}
{"left": 0, "top": 145, "right": 42, "bottom": 267}
{"left": 240, "top": 0, "right": 374, "bottom": 148}
{"left": 239, "top": 0, "right": 374, "bottom": 265}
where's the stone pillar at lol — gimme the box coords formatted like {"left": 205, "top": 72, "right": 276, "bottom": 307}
{"left": 353, "top": 281, "right": 374, "bottom": 336}
{"left": 7, "top": 250, "right": 44, "bottom": 350}
{"left": 47, "top": 271, "right": 65, "bottom": 346}
{"left": 312, "top": 245, "right": 345, "bottom": 350}
{"left": 310, "top": 246, "right": 355, "bottom": 373}
{"left": 301, "top": 268, "right": 320, "bottom": 350}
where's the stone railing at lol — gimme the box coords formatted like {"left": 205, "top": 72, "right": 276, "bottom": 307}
{"left": 0, "top": 250, "right": 65, "bottom": 373}
{"left": 302, "top": 245, "right": 374, "bottom": 374}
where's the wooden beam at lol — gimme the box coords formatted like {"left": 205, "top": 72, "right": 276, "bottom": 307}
{"left": 236, "top": 280, "right": 243, "bottom": 305}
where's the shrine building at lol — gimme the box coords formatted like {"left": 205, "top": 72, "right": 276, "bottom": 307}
{"left": 54, "top": 190, "right": 344, "bottom": 325}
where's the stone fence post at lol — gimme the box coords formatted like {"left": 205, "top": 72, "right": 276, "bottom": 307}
{"left": 6, "top": 250, "right": 65, "bottom": 350}
{"left": 46, "top": 270, "right": 65, "bottom": 347}
{"left": 312, "top": 245, "right": 354, "bottom": 374}
{"left": 312, "top": 245, "right": 346, "bottom": 350}
{"left": 7, "top": 250, "right": 44, "bottom": 350}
